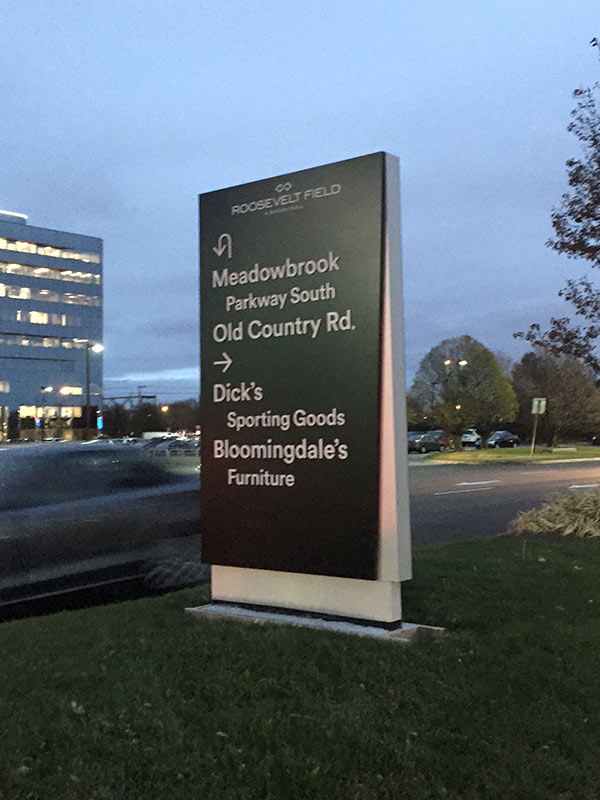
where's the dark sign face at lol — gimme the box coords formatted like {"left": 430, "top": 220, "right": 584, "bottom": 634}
{"left": 199, "top": 153, "right": 386, "bottom": 580}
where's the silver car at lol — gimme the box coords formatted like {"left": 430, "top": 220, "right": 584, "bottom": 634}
{"left": 461, "top": 428, "right": 483, "bottom": 449}
{"left": 0, "top": 444, "right": 202, "bottom": 608}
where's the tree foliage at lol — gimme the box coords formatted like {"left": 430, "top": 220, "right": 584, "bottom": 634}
{"left": 512, "top": 349, "right": 600, "bottom": 444}
{"left": 162, "top": 399, "right": 201, "bottom": 432}
{"left": 409, "top": 335, "right": 518, "bottom": 435}
{"left": 406, "top": 394, "right": 427, "bottom": 429}
{"left": 516, "top": 39, "right": 600, "bottom": 370}
{"left": 101, "top": 399, "right": 200, "bottom": 437}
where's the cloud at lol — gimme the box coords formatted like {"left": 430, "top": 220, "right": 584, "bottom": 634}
{"left": 106, "top": 366, "right": 199, "bottom": 382}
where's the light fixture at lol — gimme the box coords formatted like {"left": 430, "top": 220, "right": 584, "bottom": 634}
{"left": 0, "top": 209, "right": 28, "bottom": 220}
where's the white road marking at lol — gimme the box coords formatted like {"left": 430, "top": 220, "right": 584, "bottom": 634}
{"left": 433, "top": 487, "right": 495, "bottom": 496}
{"left": 455, "top": 480, "right": 500, "bottom": 486}
{"left": 569, "top": 484, "right": 600, "bottom": 489}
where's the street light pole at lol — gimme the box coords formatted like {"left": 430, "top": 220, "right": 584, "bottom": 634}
{"left": 83, "top": 341, "right": 104, "bottom": 441}
{"left": 39, "top": 385, "right": 53, "bottom": 442}
{"left": 85, "top": 344, "right": 90, "bottom": 437}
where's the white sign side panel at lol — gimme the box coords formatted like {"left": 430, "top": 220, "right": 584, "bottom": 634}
{"left": 211, "top": 565, "right": 402, "bottom": 623}
{"left": 378, "top": 153, "right": 412, "bottom": 582}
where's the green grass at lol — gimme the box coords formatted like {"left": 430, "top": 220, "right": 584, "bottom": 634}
{"left": 427, "top": 445, "right": 600, "bottom": 464}
{"left": 2, "top": 535, "right": 600, "bottom": 799}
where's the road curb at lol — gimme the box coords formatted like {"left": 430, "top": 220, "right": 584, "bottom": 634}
{"left": 410, "top": 456, "right": 600, "bottom": 467}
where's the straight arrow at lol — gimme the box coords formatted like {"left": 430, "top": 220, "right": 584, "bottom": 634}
{"left": 213, "top": 352, "right": 232, "bottom": 373}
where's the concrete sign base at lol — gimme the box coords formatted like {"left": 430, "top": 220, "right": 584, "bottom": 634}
{"left": 186, "top": 603, "right": 445, "bottom": 643}
{"left": 211, "top": 564, "right": 403, "bottom": 623}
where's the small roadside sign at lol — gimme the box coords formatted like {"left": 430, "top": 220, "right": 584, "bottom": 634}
{"left": 531, "top": 397, "right": 547, "bottom": 415}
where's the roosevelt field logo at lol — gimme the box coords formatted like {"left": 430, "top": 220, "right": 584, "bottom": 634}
{"left": 231, "top": 179, "right": 341, "bottom": 216}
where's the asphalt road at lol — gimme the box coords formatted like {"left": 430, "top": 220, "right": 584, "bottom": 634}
{"left": 6, "top": 456, "right": 600, "bottom": 623}
{"left": 408, "top": 457, "right": 600, "bottom": 547}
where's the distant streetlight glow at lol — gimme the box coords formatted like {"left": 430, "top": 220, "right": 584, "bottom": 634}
{"left": 161, "top": 404, "right": 169, "bottom": 413}
{"left": 458, "top": 360, "right": 468, "bottom": 366}
{"left": 443, "top": 358, "right": 452, "bottom": 366}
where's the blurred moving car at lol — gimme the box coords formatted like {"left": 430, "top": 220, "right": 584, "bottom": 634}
{"left": 140, "top": 436, "right": 172, "bottom": 450}
{"left": 0, "top": 445, "right": 203, "bottom": 608}
{"left": 412, "top": 430, "right": 452, "bottom": 453}
{"left": 486, "top": 430, "right": 520, "bottom": 448}
{"left": 461, "top": 428, "right": 483, "bottom": 449}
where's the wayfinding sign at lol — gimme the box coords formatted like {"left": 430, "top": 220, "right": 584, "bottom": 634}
{"left": 199, "top": 153, "right": 410, "bottom": 588}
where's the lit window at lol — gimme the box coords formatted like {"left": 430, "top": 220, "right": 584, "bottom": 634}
{"left": 0, "top": 283, "right": 31, "bottom": 300}
{"left": 0, "top": 334, "right": 76, "bottom": 349}
{"left": 0, "top": 309, "right": 81, "bottom": 326}
{"left": 0, "top": 237, "right": 100, "bottom": 264}
{"left": 0, "top": 261, "right": 101, "bottom": 285}
{"left": 0, "top": 381, "right": 9, "bottom": 392}
{"left": 61, "top": 406, "right": 82, "bottom": 418}
{"left": 59, "top": 386, "right": 83, "bottom": 396}
{"left": 0, "top": 282, "right": 99, "bottom": 306}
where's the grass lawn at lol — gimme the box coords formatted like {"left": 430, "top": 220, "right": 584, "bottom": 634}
{"left": 427, "top": 445, "right": 600, "bottom": 464}
{"left": 2, "top": 535, "right": 600, "bottom": 799}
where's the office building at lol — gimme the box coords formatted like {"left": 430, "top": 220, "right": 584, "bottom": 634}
{"left": 0, "top": 210, "right": 103, "bottom": 439}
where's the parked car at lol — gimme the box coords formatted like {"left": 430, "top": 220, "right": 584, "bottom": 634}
{"left": 153, "top": 438, "right": 198, "bottom": 455}
{"left": 461, "top": 428, "right": 483, "bottom": 449}
{"left": 413, "top": 430, "right": 453, "bottom": 453}
{"left": 0, "top": 445, "right": 202, "bottom": 609}
{"left": 486, "top": 430, "right": 520, "bottom": 448}
{"left": 407, "top": 431, "right": 427, "bottom": 452}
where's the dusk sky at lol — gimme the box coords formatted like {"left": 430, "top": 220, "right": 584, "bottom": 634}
{"left": 2, "top": 1, "right": 599, "bottom": 400}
